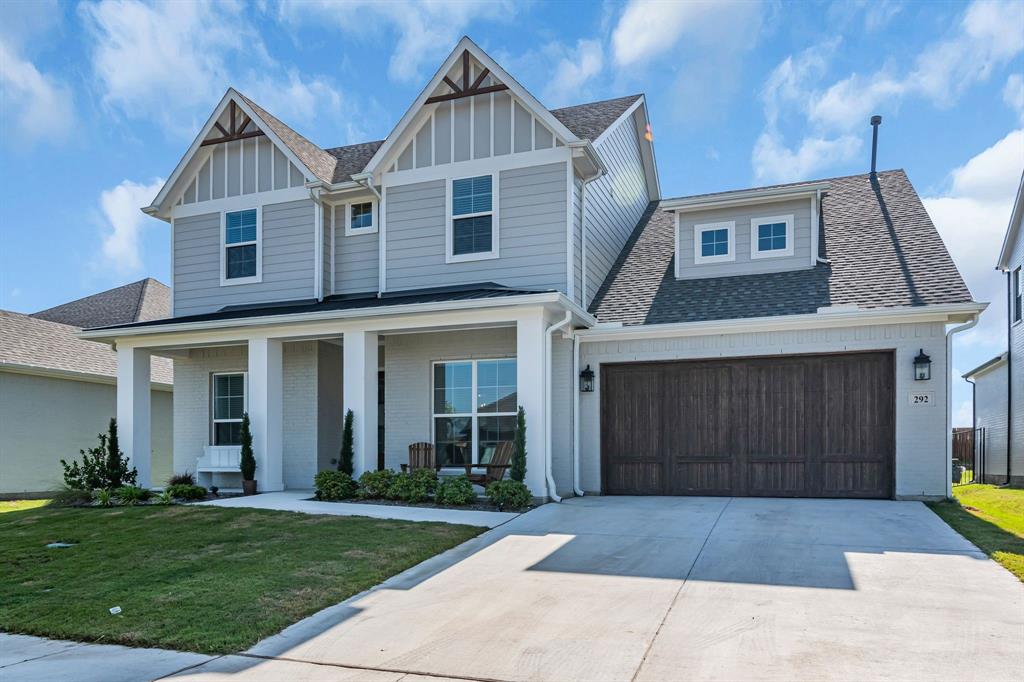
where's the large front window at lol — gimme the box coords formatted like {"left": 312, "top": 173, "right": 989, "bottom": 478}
{"left": 224, "top": 209, "right": 258, "bottom": 282}
{"left": 449, "top": 175, "right": 496, "bottom": 261}
{"left": 432, "top": 358, "right": 516, "bottom": 467}
{"left": 212, "top": 373, "right": 246, "bottom": 445}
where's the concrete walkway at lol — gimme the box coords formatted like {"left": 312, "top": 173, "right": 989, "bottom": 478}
{"left": 196, "top": 490, "right": 520, "bottom": 528}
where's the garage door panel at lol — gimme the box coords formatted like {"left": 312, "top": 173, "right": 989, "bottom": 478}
{"left": 821, "top": 461, "right": 888, "bottom": 498}
{"left": 747, "top": 461, "right": 807, "bottom": 497}
{"left": 601, "top": 366, "right": 665, "bottom": 494}
{"left": 671, "top": 460, "right": 733, "bottom": 495}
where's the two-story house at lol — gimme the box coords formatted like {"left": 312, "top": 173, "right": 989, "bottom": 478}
{"left": 81, "top": 37, "right": 982, "bottom": 500}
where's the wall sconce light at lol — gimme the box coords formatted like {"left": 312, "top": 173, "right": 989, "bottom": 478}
{"left": 913, "top": 349, "right": 931, "bottom": 381}
{"left": 579, "top": 365, "right": 595, "bottom": 393}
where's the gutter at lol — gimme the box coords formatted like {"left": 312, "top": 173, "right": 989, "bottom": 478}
{"left": 571, "top": 330, "right": 585, "bottom": 496}
{"left": 946, "top": 313, "right": 980, "bottom": 498}
{"left": 545, "top": 311, "right": 572, "bottom": 503}
{"left": 661, "top": 181, "right": 831, "bottom": 212}
{"left": 1007, "top": 271, "right": 1014, "bottom": 485}
{"left": 309, "top": 187, "right": 324, "bottom": 301}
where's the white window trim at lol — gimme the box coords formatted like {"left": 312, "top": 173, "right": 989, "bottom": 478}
{"left": 693, "top": 221, "right": 736, "bottom": 265}
{"left": 211, "top": 371, "right": 248, "bottom": 446}
{"left": 445, "top": 173, "right": 500, "bottom": 264}
{"left": 430, "top": 357, "right": 517, "bottom": 470}
{"left": 344, "top": 199, "right": 378, "bottom": 236}
{"left": 219, "top": 206, "right": 263, "bottom": 286}
{"left": 750, "top": 214, "right": 795, "bottom": 259}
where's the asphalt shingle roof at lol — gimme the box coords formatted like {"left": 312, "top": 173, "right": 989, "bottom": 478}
{"left": 32, "top": 278, "right": 170, "bottom": 328}
{"left": 325, "top": 140, "right": 385, "bottom": 184}
{"left": 550, "top": 95, "right": 642, "bottom": 141}
{"left": 590, "top": 170, "right": 974, "bottom": 326}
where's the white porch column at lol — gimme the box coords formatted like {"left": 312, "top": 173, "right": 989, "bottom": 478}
{"left": 248, "top": 337, "right": 284, "bottom": 491}
{"left": 516, "top": 309, "right": 548, "bottom": 497}
{"left": 117, "top": 345, "right": 152, "bottom": 488}
{"left": 344, "top": 330, "right": 379, "bottom": 478}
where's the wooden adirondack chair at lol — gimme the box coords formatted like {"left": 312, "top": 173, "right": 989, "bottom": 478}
{"left": 403, "top": 442, "right": 436, "bottom": 472}
{"left": 464, "top": 440, "right": 514, "bottom": 486}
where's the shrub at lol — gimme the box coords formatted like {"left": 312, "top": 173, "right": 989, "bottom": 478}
{"left": 485, "top": 479, "right": 532, "bottom": 511}
{"left": 510, "top": 406, "right": 527, "bottom": 483}
{"left": 114, "top": 485, "right": 151, "bottom": 505}
{"left": 435, "top": 475, "right": 476, "bottom": 506}
{"left": 314, "top": 470, "right": 358, "bottom": 501}
{"left": 61, "top": 418, "right": 138, "bottom": 491}
{"left": 357, "top": 469, "right": 395, "bottom": 499}
{"left": 92, "top": 489, "right": 116, "bottom": 507}
{"left": 167, "top": 471, "right": 195, "bottom": 486}
{"left": 239, "top": 412, "right": 256, "bottom": 481}
{"left": 338, "top": 409, "right": 354, "bottom": 475}
{"left": 155, "top": 490, "right": 174, "bottom": 505}
{"left": 386, "top": 470, "right": 434, "bottom": 503}
{"left": 49, "top": 488, "right": 93, "bottom": 507}
{"left": 165, "top": 484, "right": 207, "bottom": 501}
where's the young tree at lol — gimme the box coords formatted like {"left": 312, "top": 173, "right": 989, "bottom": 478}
{"left": 510, "top": 406, "right": 527, "bottom": 483}
{"left": 105, "top": 418, "right": 123, "bottom": 488}
{"left": 239, "top": 412, "right": 256, "bottom": 481}
{"left": 338, "top": 409, "right": 354, "bottom": 475}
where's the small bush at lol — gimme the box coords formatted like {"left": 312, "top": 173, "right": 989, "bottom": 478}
{"left": 239, "top": 412, "right": 256, "bottom": 481}
{"left": 386, "top": 471, "right": 433, "bottom": 503}
{"left": 165, "top": 483, "right": 207, "bottom": 501}
{"left": 410, "top": 468, "right": 438, "bottom": 494}
{"left": 485, "top": 479, "right": 532, "bottom": 511}
{"left": 155, "top": 490, "right": 174, "bottom": 505}
{"left": 49, "top": 488, "right": 93, "bottom": 507}
{"left": 167, "top": 471, "right": 195, "bottom": 486}
{"left": 314, "top": 470, "right": 358, "bottom": 501}
{"left": 61, "top": 418, "right": 137, "bottom": 491}
{"left": 357, "top": 469, "right": 395, "bottom": 499}
{"left": 114, "top": 485, "right": 151, "bottom": 505}
{"left": 435, "top": 475, "right": 477, "bottom": 506}
{"left": 92, "top": 489, "right": 116, "bottom": 507}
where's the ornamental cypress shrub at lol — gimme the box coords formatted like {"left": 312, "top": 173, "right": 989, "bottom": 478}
{"left": 338, "top": 409, "right": 354, "bottom": 474}
{"left": 239, "top": 412, "right": 256, "bottom": 481}
{"left": 106, "top": 418, "right": 123, "bottom": 488}
{"left": 510, "top": 406, "right": 527, "bottom": 483}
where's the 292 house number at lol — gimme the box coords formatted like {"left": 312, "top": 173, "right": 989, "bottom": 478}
{"left": 908, "top": 391, "right": 934, "bottom": 406}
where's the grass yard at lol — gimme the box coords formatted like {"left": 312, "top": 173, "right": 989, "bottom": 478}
{"left": 0, "top": 504, "right": 482, "bottom": 653}
{"left": 0, "top": 499, "right": 50, "bottom": 513}
{"left": 929, "top": 484, "right": 1024, "bottom": 582}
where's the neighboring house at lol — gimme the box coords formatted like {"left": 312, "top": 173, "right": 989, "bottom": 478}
{"left": 0, "top": 280, "right": 174, "bottom": 495}
{"left": 79, "top": 38, "right": 981, "bottom": 500}
{"left": 989, "top": 171, "right": 1024, "bottom": 486}
{"left": 963, "top": 353, "right": 1009, "bottom": 484}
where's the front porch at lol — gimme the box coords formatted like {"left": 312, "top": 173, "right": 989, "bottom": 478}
{"left": 114, "top": 304, "right": 578, "bottom": 498}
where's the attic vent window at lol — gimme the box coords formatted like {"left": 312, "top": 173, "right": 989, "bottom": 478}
{"left": 693, "top": 221, "right": 735, "bottom": 265}
{"left": 751, "top": 214, "right": 795, "bottom": 259}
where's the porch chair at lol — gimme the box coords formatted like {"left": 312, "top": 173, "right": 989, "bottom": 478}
{"left": 403, "top": 442, "right": 436, "bottom": 472}
{"left": 464, "top": 440, "right": 514, "bottom": 487}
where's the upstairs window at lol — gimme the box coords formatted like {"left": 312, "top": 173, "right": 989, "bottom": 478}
{"left": 693, "top": 221, "right": 735, "bottom": 264}
{"left": 212, "top": 373, "right": 246, "bottom": 445}
{"left": 1014, "top": 267, "right": 1022, "bottom": 324}
{"left": 448, "top": 175, "right": 497, "bottom": 262}
{"left": 345, "top": 200, "right": 377, "bottom": 235}
{"left": 222, "top": 208, "right": 260, "bottom": 284}
{"left": 751, "top": 214, "right": 794, "bottom": 259}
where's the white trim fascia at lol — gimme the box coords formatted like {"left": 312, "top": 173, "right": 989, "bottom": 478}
{"left": 0, "top": 363, "right": 173, "bottom": 392}
{"left": 170, "top": 187, "right": 308, "bottom": 219}
{"left": 693, "top": 221, "right": 736, "bottom": 265}
{"left": 663, "top": 182, "right": 831, "bottom": 213}
{"left": 365, "top": 36, "right": 580, "bottom": 177}
{"left": 997, "top": 171, "right": 1024, "bottom": 270}
{"left": 343, "top": 199, "right": 379, "bottom": 236}
{"left": 78, "top": 293, "right": 596, "bottom": 343}
{"left": 313, "top": 188, "right": 323, "bottom": 300}
{"left": 445, "top": 173, "right": 499, "bottom": 264}
{"left": 592, "top": 96, "right": 645, "bottom": 148}
{"left": 575, "top": 302, "right": 990, "bottom": 343}
{"left": 810, "top": 190, "right": 820, "bottom": 267}
{"left": 219, "top": 205, "right": 263, "bottom": 287}
{"left": 329, "top": 204, "right": 336, "bottom": 295}
{"left": 382, "top": 146, "right": 570, "bottom": 188}
{"left": 962, "top": 353, "right": 1008, "bottom": 380}
{"left": 749, "top": 214, "right": 795, "bottom": 259}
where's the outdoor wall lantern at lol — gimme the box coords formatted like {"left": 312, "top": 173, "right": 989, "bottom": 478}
{"left": 580, "top": 365, "right": 595, "bottom": 393}
{"left": 913, "top": 349, "right": 932, "bottom": 381}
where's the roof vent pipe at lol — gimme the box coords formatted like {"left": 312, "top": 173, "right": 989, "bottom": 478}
{"left": 870, "top": 115, "right": 882, "bottom": 176}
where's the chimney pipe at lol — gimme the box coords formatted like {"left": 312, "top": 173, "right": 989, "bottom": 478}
{"left": 870, "top": 115, "right": 882, "bottom": 175}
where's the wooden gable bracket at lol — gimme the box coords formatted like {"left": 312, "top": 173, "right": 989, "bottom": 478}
{"left": 200, "top": 100, "right": 266, "bottom": 147}
{"left": 424, "top": 50, "right": 508, "bottom": 105}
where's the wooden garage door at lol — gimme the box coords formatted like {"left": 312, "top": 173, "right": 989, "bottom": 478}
{"left": 600, "top": 352, "right": 894, "bottom": 498}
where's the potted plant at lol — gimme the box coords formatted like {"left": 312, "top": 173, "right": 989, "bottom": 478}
{"left": 239, "top": 412, "right": 257, "bottom": 495}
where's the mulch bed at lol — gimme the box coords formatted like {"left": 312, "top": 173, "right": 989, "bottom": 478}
{"left": 309, "top": 497, "right": 536, "bottom": 513}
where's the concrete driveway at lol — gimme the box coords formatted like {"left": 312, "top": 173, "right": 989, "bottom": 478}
{"left": 172, "top": 497, "right": 1023, "bottom": 682}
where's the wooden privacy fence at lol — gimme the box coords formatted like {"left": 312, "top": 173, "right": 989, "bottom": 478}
{"left": 952, "top": 427, "right": 985, "bottom": 486}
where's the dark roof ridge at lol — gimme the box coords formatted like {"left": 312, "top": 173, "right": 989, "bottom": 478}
{"left": 661, "top": 169, "right": 907, "bottom": 204}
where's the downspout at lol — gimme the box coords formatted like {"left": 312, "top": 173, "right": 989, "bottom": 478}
{"left": 946, "top": 313, "right": 980, "bottom": 498}
{"left": 309, "top": 187, "right": 324, "bottom": 301}
{"left": 1007, "top": 271, "right": 1014, "bottom": 485}
{"left": 545, "top": 311, "right": 572, "bottom": 503}
{"left": 813, "top": 188, "right": 831, "bottom": 265}
{"left": 965, "top": 375, "right": 977, "bottom": 481}
{"left": 352, "top": 172, "right": 384, "bottom": 297}
{"left": 572, "top": 331, "right": 585, "bottom": 496}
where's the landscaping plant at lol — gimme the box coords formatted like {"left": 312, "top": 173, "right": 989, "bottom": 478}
{"left": 314, "top": 471, "right": 358, "bottom": 501}
{"left": 60, "top": 418, "right": 138, "bottom": 491}
{"left": 434, "top": 475, "right": 476, "bottom": 506}
{"left": 510, "top": 406, "right": 527, "bottom": 483}
{"left": 338, "top": 409, "right": 354, "bottom": 475}
{"left": 239, "top": 412, "right": 257, "bottom": 494}
{"left": 386, "top": 470, "right": 435, "bottom": 503}
{"left": 486, "top": 479, "right": 532, "bottom": 511}
{"left": 167, "top": 471, "right": 196, "bottom": 486}
{"left": 48, "top": 488, "right": 93, "bottom": 507}
{"left": 165, "top": 484, "right": 207, "bottom": 501}
{"left": 357, "top": 469, "right": 395, "bottom": 498}
{"left": 156, "top": 490, "right": 174, "bottom": 505}
{"left": 114, "top": 485, "right": 150, "bottom": 506}
{"left": 92, "top": 489, "right": 115, "bottom": 507}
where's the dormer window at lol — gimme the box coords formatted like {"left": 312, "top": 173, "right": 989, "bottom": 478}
{"left": 447, "top": 174, "right": 498, "bottom": 262}
{"left": 221, "top": 208, "right": 261, "bottom": 285}
{"left": 345, "top": 200, "right": 377, "bottom": 236}
{"left": 693, "top": 221, "right": 735, "bottom": 264}
{"left": 751, "top": 215, "right": 794, "bottom": 258}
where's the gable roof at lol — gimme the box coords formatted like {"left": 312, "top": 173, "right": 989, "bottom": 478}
{"left": 550, "top": 95, "right": 642, "bottom": 142}
{"left": 1, "top": 310, "right": 173, "bottom": 386}
{"left": 325, "top": 140, "right": 385, "bottom": 184}
{"left": 963, "top": 352, "right": 1008, "bottom": 379}
{"left": 997, "top": 170, "right": 1024, "bottom": 270}
{"left": 590, "top": 170, "right": 975, "bottom": 325}
{"left": 32, "top": 279, "right": 170, "bottom": 328}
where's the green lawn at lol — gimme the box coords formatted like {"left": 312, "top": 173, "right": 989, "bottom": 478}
{"left": 0, "top": 504, "right": 482, "bottom": 653}
{"left": 0, "top": 499, "right": 50, "bottom": 513}
{"left": 929, "top": 484, "right": 1024, "bottom": 582}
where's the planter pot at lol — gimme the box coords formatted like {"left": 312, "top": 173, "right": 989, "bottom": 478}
{"left": 242, "top": 480, "right": 258, "bottom": 496}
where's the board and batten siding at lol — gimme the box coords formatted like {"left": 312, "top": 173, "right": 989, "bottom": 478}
{"left": 584, "top": 112, "right": 650, "bottom": 308}
{"left": 384, "top": 162, "right": 568, "bottom": 293}
{"left": 675, "top": 197, "right": 812, "bottom": 279}
{"left": 332, "top": 204, "right": 380, "bottom": 294}
{"left": 177, "top": 136, "right": 309, "bottom": 207}
{"left": 173, "top": 199, "right": 315, "bottom": 316}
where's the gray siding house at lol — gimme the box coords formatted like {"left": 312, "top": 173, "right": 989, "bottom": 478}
{"left": 81, "top": 38, "right": 981, "bottom": 501}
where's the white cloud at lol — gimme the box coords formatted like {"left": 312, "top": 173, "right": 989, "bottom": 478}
{"left": 953, "top": 399, "right": 973, "bottom": 428}
{"left": 0, "top": 39, "right": 75, "bottom": 146}
{"left": 98, "top": 178, "right": 165, "bottom": 273}
{"left": 1004, "top": 74, "right": 1024, "bottom": 122}
{"left": 544, "top": 40, "right": 604, "bottom": 108}
{"left": 752, "top": 131, "right": 860, "bottom": 184}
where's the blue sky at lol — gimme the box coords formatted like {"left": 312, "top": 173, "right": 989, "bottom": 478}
{"left": 1, "top": 0, "right": 1022, "bottom": 424}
